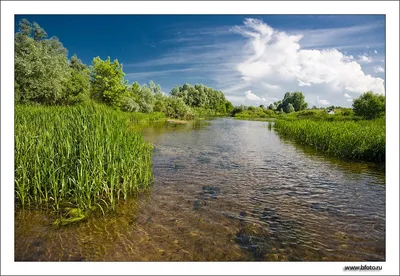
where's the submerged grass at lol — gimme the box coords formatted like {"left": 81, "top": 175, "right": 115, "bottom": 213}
{"left": 272, "top": 118, "right": 385, "bottom": 162}
{"left": 15, "top": 103, "right": 156, "bottom": 223}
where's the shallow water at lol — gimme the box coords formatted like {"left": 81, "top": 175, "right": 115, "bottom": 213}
{"left": 15, "top": 118, "right": 385, "bottom": 261}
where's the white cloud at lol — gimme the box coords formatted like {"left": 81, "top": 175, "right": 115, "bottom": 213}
{"left": 262, "top": 82, "right": 280, "bottom": 90}
{"left": 319, "top": 99, "right": 330, "bottom": 105}
{"left": 233, "top": 18, "right": 384, "bottom": 98}
{"left": 343, "top": 55, "right": 354, "bottom": 62}
{"left": 344, "top": 93, "right": 352, "bottom": 98}
{"left": 347, "top": 98, "right": 353, "bottom": 102}
{"left": 245, "top": 90, "right": 266, "bottom": 101}
{"left": 374, "top": 50, "right": 378, "bottom": 54}
{"left": 374, "top": 66, "right": 385, "bottom": 73}
{"left": 358, "top": 55, "right": 372, "bottom": 63}
{"left": 126, "top": 68, "right": 194, "bottom": 78}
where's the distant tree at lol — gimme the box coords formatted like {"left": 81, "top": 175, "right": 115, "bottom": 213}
{"left": 231, "top": 105, "right": 247, "bottom": 116}
{"left": 62, "top": 54, "right": 90, "bottom": 104}
{"left": 278, "top": 91, "right": 308, "bottom": 112}
{"left": 89, "top": 56, "right": 128, "bottom": 107}
{"left": 225, "top": 101, "right": 234, "bottom": 114}
{"left": 137, "top": 85, "right": 155, "bottom": 113}
{"left": 121, "top": 98, "right": 140, "bottom": 112}
{"left": 171, "top": 83, "right": 232, "bottom": 114}
{"left": 352, "top": 91, "right": 385, "bottom": 119}
{"left": 149, "top": 80, "right": 162, "bottom": 95}
{"left": 165, "top": 97, "right": 194, "bottom": 119}
{"left": 285, "top": 103, "right": 295, "bottom": 113}
{"left": 268, "top": 103, "right": 276, "bottom": 110}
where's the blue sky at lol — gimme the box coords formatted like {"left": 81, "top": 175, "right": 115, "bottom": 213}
{"left": 15, "top": 15, "right": 385, "bottom": 107}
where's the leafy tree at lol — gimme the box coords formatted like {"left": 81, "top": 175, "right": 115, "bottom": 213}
{"left": 171, "top": 83, "right": 232, "bottom": 114}
{"left": 231, "top": 105, "right": 247, "bottom": 116}
{"left": 268, "top": 104, "right": 276, "bottom": 110}
{"left": 352, "top": 91, "right": 385, "bottom": 119}
{"left": 33, "top": 22, "right": 47, "bottom": 41}
{"left": 278, "top": 91, "right": 308, "bottom": 112}
{"left": 15, "top": 19, "right": 71, "bottom": 104}
{"left": 225, "top": 101, "right": 234, "bottom": 114}
{"left": 89, "top": 56, "right": 128, "bottom": 107}
{"left": 285, "top": 103, "right": 295, "bottom": 113}
{"left": 62, "top": 54, "right": 91, "bottom": 104}
{"left": 165, "top": 97, "right": 194, "bottom": 119}
{"left": 121, "top": 98, "right": 140, "bottom": 112}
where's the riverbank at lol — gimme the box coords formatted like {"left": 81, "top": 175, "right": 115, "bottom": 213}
{"left": 271, "top": 118, "right": 385, "bottom": 162}
{"left": 233, "top": 108, "right": 385, "bottom": 162}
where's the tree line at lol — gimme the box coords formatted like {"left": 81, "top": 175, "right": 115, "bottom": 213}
{"left": 14, "top": 19, "right": 232, "bottom": 119}
{"left": 15, "top": 19, "right": 385, "bottom": 120}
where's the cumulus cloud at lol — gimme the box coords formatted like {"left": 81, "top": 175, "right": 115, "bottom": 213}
{"left": 233, "top": 18, "right": 385, "bottom": 97}
{"left": 374, "top": 66, "right": 385, "bottom": 73}
{"left": 374, "top": 50, "right": 378, "bottom": 54}
{"left": 319, "top": 99, "right": 330, "bottom": 105}
{"left": 358, "top": 55, "right": 372, "bottom": 63}
{"left": 245, "top": 90, "right": 266, "bottom": 101}
{"left": 344, "top": 93, "right": 352, "bottom": 98}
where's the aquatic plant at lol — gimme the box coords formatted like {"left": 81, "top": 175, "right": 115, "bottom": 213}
{"left": 15, "top": 103, "right": 155, "bottom": 222}
{"left": 273, "top": 119, "right": 385, "bottom": 162}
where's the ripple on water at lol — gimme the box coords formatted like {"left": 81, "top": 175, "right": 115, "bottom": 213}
{"left": 15, "top": 118, "right": 385, "bottom": 261}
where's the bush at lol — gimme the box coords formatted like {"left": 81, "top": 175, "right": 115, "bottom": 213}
{"left": 121, "top": 98, "right": 140, "bottom": 112}
{"left": 353, "top": 91, "right": 385, "bottom": 120}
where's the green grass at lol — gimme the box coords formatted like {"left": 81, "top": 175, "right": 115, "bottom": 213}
{"left": 272, "top": 118, "right": 385, "bottom": 162}
{"left": 15, "top": 103, "right": 157, "bottom": 224}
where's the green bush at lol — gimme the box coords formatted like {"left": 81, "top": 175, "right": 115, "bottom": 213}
{"left": 353, "top": 91, "right": 385, "bottom": 120}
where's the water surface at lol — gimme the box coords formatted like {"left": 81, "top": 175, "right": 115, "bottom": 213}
{"left": 15, "top": 118, "right": 385, "bottom": 261}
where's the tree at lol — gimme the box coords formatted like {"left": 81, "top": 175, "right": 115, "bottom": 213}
{"left": 15, "top": 19, "right": 71, "bottom": 104}
{"left": 89, "top": 56, "right": 128, "bottom": 107}
{"left": 285, "top": 103, "right": 295, "bottom": 113}
{"left": 171, "top": 83, "right": 232, "bottom": 114}
{"left": 277, "top": 91, "right": 308, "bottom": 112}
{"left": 62, "top": 54, "right": 90, "bottom": 104}
{"left": 137, "top": 85, "right": 155, "bottom": 113}
{"left": 268, "top": 103, "right": 276, "bottom": 110}
{"left": 352, "top": 91, "right": 385, "bottom": 119}
{"left": 33, "top": 22, "right": 47, "bottom": 41}
{"left": 165, "top": 97, "right": 194, "bottom": 119}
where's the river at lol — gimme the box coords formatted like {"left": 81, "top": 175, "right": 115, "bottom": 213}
{"left": 15, "top": 118, "right": 385, "bottom": 261}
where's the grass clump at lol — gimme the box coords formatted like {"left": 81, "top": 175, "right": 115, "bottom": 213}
{"left": 273, "top": 118, "right": 385, "bottom": 162}
{"left": 15, "top": 103, "right": 155, "bottom": 222}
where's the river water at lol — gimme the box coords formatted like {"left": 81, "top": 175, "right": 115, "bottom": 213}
{"left": 15, "top": 118, "right": 385, "bottom": 261}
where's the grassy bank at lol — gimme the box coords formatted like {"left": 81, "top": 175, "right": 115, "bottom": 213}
{"left": 272, "top": 118, "right": 385, "bottom": 162}
{"left": 15, "top": 103, "right": 158, "bottom": 224}
{"left": 234, "top": 108, "right": 360, "bottom": 121}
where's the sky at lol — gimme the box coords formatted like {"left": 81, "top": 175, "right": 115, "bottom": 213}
{"left": 15, "top": 15, "right": 386, "bottom": 107}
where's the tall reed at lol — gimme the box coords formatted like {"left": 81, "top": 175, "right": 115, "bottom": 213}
{"left": 15, "top": 103, "right": 155, "bottom": 222}
{"left": 273, "top": 119, "right": 385, "bottom": 162}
